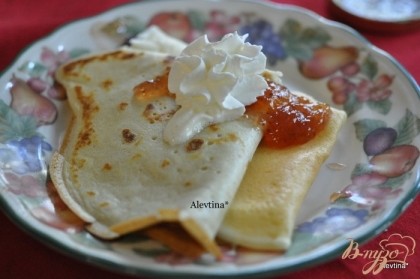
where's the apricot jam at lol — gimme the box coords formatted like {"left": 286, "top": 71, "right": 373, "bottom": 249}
{"left": 134, "top": 71, "right": 174, "bottom": 101}
{"left": 246, "top": 81, "right": 331, "bottom": 148}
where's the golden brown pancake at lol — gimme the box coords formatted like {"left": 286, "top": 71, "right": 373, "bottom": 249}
{"left": 50, "top": 27, "right": 347, "bottom": 258}
{"left": 50, "top": 49, "right": 262, "bottom": 259}
{"left": 218, "top": 99, "right": 346, "bottom": 250}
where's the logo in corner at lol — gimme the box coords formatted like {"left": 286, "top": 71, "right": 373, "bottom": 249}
{"left": 342, "top": 233, "right": 416, "bottom": 275}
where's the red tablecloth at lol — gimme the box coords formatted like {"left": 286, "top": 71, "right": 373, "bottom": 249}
{"left": 1, "top": 1, "right": 419, "bottom": 279}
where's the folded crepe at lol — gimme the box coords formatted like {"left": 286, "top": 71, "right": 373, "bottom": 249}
{"left": 218, "top": 97, "right": 346, "bottom": 250}
{"left": 50, "top": 49, "right": 262, "bottom": 258}
{"left": 50, "top": 27, "right": 347, "bottom": 258}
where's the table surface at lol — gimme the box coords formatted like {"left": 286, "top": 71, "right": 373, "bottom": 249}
{"left": 0, "top": 1, "right": 419, "bottom": 279}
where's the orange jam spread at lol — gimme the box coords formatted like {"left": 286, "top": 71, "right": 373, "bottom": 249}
{"left": 134, "top": 72, "right": 331, "bottom": 149}
{"left": 246, "top": 80, "right": 331, "bottom": 148}
{"left": 134, "top": 71, "right": 174, "bottom": 101}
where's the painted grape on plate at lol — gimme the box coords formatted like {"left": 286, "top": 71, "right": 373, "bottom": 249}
{"left": 363, "top": 127, "right": 398, "bottom": 156}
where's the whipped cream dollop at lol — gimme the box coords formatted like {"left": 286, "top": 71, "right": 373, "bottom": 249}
{"left": 164, "top": 32, "right": 268, "bottom": 145}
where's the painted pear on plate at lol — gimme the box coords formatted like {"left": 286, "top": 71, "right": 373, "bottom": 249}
{"left": 148, "top": 12, "right": 192, "bottom": 41}
{"left": 369, "top": 145, "right": 419, "bottom": 178}
{"left": 9, "top": 76, "right": 57, "bottom": 125}
{"left": 299, "top": 46, "right": 358, "bottom": 79}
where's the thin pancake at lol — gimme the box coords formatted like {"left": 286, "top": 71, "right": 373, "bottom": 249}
{"left": 218, "top": 98, "right": 346, "bottom": 250}
{"left": 50, "top": 49, "right": 262, "bottom": 258}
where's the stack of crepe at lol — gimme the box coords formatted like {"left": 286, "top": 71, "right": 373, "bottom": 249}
{"left": 50, "top": 27, "right": 346, "bottom": 259}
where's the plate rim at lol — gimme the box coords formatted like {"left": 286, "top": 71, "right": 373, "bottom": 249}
{"left": 0, "top": 0, "right": 419, "bottom": 278}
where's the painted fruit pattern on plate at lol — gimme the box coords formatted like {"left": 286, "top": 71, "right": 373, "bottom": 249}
{"left": 0, "top": 9, "right": 419, "bottom": 266}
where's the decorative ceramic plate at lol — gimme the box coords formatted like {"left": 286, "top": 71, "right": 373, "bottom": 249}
{"left": 1, "top": 0, "right": 419, "bottom": 278}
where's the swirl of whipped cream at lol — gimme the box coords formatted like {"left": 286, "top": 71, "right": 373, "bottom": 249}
{"left": 164, "top": 32, "right": 268, "bottom": 145}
